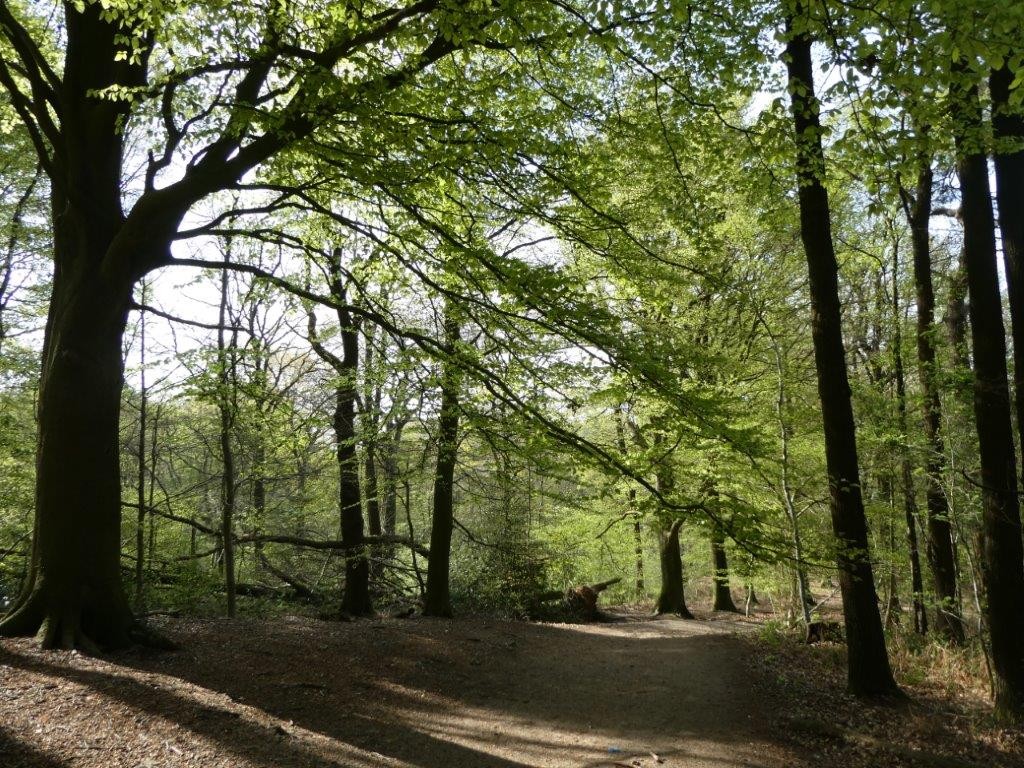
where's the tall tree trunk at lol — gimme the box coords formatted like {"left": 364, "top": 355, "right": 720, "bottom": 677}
{"left": 217, "top": 262, "right": 237, "bottom": 618}
{"left": 991, "top": 64, "right": 1024, "bottom": 461}
{"left": 891, "top": 197, "right": 939, "bottom": 637}
{"left": 361, "top": 321, "right": 383, "bottom": 581}
{"left": 336, "top": 349, "right": 370, "bottom": 616}
{"left": 784, "top": 9, "right": 898, "bottom": 696}
{"left": 951, "top": 65, "right": 1024, "bottom": 718}
{"left": 308, "top": 248, "right": 371, "bottom": 616}
{"left": 905, "top": 163, "right": 958, "bottom": 643}
{"left": 633, "top": 511, "right": 645, "bottom": 600}
{"left": 710, "top": 524, "right": 739, "bottom": 612}
{"left": 252, "top": 445, "right": 265, "bottom": 582}
{"left": 134, "top": 288, "right": 148, "bottom": 612}
{"left": 0, "top": 202, "right": 136, "bottom": 648}
{"left": 945, "top": 258, "right": 970, "bottom": 381}
{"left": 336, "top": 384, "right": 370, "bottom": 615}
{"left": 365, "top": 447, "right": 382, "bottom": 539}
{"left": 424, "top": 308, "right": 461, "bottom": 617}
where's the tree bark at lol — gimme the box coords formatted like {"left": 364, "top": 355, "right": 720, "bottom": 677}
{"left": 652, "top": 443, "right": 693, "bottom": 618}
{"left": 382, "top": 419, "right": 405, "bottom": 541}
{"left": 134, "top": 288, "right": 148, "bottom": 612}
{"left": 655, "top": 519, "right": 693, "bottom": 618}
{"left": 950, "top": 63, "right": 1024, "bottom": 718}
{"left": 336, "top": 338, "right": 370, "bottom": 616}
{"left": 710, "top": 524, "right": 739, "bottom": 612}
{"left": 216, "top": 260, "right": 238, "bottom": 618}
{"left": 784, "top": 9, "right": 898, "bottom": 696}
{"left": 991, "top": 64, "right": 1024, "bottom": 464}
{"left": 307, "top": 249, "right": 371, "bottom": 617}
{"left": 0, "top": 211, "right": 136, "bottom": 648}
{"left": 424, "top": 308, "right": 461, "bottom": 617}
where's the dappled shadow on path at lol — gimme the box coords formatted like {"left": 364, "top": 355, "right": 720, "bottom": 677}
{"left": 0, "top": 614, "right": 793, "bottom": 768}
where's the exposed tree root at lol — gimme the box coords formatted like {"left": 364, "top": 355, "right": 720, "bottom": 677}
{"left": 1, "top": 588, "right": 175, "bottom": 652}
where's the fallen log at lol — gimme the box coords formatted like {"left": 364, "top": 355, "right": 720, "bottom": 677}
{"left": 537, "top": 577, "right": 622, "bottom": 620}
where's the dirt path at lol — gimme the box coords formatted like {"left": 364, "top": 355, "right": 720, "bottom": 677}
{"left": 0, "top": 612, "right": 801, "bottom": 768}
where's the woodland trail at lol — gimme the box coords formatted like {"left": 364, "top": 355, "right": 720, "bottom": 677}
{"left": 0, "top": 611, "right": 801, "bottom": 768}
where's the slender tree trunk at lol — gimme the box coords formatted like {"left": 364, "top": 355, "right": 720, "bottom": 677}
{"left": 951, "top": 64, "right": 1024, "bottom": 718}
{"left": 217, "top": 263, "right": 237, "bottom": 618}
{"left": 945, "top": 258, "right": 970, "bottom": 380}
{"left": 424, "top": 309, "right": 461, "bottom": 618}
{"left": 134, "top": 291, "right": 148, "bottom": 612}
{"left": 307, "top": 248, "right": 371, "bottom": 616}
{"left": 382, "top": 420, "right": 405, "bottom": 541}
{"left": 337, "top": 367, "right": 370, "bottom": 616}
{"left": 881, "top": 475, "right": 903, "bottom": 627}
{"left": 615, "top": 407, "right": 645, "bottom": 598}
{"left": 784, "top": 10, "right": 898, "bottom": 696}
{"left": 710, "top": 525, "right": 739, "bottom": 612}
{"left": 0, "top": 165, "right": 40, "bottom": 357}
{"left": 769, "top": 329, "right": 814, "bottom": 624}
{"left": 361, "top": 321, "right": 383, "bottom": 580}
{"left": 365, "top": 447, "right": 382, "bottom": 539}
{"left": 252, "top": 446, "right": 265, "bottom": 582}
{"left": 900, "top": 163, "right": 962, "bottom": 641}
{"left": 633, "top": 512, "right": 645, "bottom": 599}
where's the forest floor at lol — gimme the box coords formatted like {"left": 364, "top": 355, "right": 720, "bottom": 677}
{"left": 0, "top": 607, "right": 1021, "bottom": 768}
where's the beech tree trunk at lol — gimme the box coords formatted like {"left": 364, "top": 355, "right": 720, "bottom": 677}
{"left": 337, "top": 359, "right": 371, "bottom": 616}
{"left": 306, "top": 249, "right": 371, "bottom": 617}
{"left": 991, "top": 64, "right": 1024, "bottom": 462}
{"left": 784, "top": 10, "right": 898, "bottom": 696}
{"left": 424, "top": 309, "right": 461, "bottom": 618}
{"left": 655, "top": 520, "right": 693, "bottom": 618}
{"left": 134, "top": 293, "right": 148, "bottom": 612}
{"left": 0, "top": 6, "right": 162, "bottom": 646}
{"left": 710, "top": 525, "right": 739, "bottom": 613}
{"left": 217, "top": 262, "right": 238, "bottom": 618}
{"left": 951, "top": 65, "right": 1024, "bottom": 718}
{"left": 0, "top": 203, "right": 136, "bottom": 648}
{"left": 896, "top": 179, "right": 949, "bottom": 636}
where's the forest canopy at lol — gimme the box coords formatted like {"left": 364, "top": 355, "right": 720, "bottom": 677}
{"left": 0, "top": 0, "right": 1023, "bottom": 724}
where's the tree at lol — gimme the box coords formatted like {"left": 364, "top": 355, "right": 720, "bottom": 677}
{"left": 423, "top": 302, "right": 461, "bottom": 617}
{"left": 897, "top": 159, "right": 961, "bottom": 640}
{"left": 307, "top": 246, "right": 372, "bottom": 617}
{"left": 0, "top": 0, "right": 526, "bottom": 648}
{"left": 783, "top": 2, "right": 898, "bottom": 696}
{"left": 949, "top": 52, "right": 1024, "bottom": 719}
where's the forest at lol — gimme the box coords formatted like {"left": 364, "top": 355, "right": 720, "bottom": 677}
{"left": 0, "top": 0, "right": 1023, "bottom": 766}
